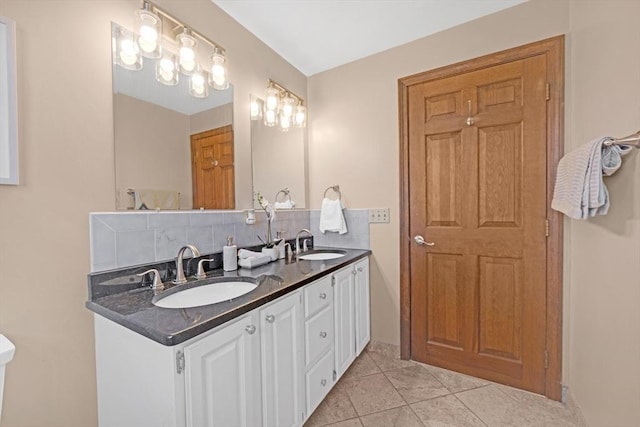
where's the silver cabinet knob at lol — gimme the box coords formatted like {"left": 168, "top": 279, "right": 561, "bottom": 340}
{"left": 319, "top": 292, "right": 327, "bottom": 299}
{"left": 245, "top": 325, "right": 256, "bottom": 335}
{"left": 321, "top": 379, "right": 327, "bottom": 386}
{"left": 352, "top": 270, "right": 357, "bottom": 276}
{"left": 357, "top": 267, "right": 363, "bottom": 272}
{"left": 414, "top": 235, "right": 435, "bottom": 246}
{"left": 320, "top": 331, "right": 327, "bottom": 338}
{"left": 265, "top": 314, "right": 275, "bottom": 323}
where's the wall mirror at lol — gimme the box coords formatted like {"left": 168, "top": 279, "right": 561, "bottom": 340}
{"left": 250, "top": 95, "right": 307, "bottom": 209}
{"left": 112, "top": 22, "right": 234, "bottom": 210}
{"left": 0, "top": 16, "right": 18, "bottom": 185}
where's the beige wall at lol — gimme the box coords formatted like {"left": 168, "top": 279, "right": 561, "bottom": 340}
{"left": 308, "top": 0, "right": 640, "bottom": 425}
{"left": 0, "top": 0, "right": 305, "bottom": 426}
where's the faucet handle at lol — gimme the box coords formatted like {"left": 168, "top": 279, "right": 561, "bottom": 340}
{"left": 194, "top": 259, "right": 215, "bottom": 280}
{"left": 137, "top": 269, "right": 165, "bottom": 292}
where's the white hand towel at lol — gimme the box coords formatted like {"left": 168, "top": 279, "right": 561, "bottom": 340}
{"left": 238, "top": 249, "right": 263, "bottom": 259}
{"left": 319, "top": 198, "right": 348, "bottom": 234}
{"left": 274, "top": 200, "right": 295, "bottom": 209}
{"left": 551, "top": 137, "right": 630, "bottom": 220}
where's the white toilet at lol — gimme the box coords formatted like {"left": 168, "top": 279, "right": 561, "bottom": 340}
{"left": 0, "top": 335, "right": 15, "bottom": 421}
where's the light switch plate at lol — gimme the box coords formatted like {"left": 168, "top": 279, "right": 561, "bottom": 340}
{"left": 369, "top": 208, "right": 390, "bottom": 223}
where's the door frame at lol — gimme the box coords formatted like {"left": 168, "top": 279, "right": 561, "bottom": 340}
{"left": 398, "top": 36, "right": 564, "bottom": 400}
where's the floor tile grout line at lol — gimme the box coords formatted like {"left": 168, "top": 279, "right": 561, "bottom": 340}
{"left": 452, "top": 388, "right": 492, "bottom": 427}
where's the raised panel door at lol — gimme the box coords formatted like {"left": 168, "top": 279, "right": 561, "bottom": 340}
{"left": 333, "top": 266, "right": 355, "bottom": 379}
{"left": 354, "top": 258, "right": 370, "bottom": 355}
{"left": 184, "top": 313, "right": 261, "bottom": 427}
{"left": 260, "top": 292, "right": 304, "bottom": 427}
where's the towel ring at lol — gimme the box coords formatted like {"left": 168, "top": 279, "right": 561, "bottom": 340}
{"left": 323, "top": 185, "right": 341, "bottom": 200}
{"left": 274, "top": 188, "right": 291, "bottom": 204}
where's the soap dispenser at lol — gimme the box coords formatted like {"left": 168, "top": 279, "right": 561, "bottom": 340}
{"left": 223, "top": 236, "right": 238, "bottom": 271}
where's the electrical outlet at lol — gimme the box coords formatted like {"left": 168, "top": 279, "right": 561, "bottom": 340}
{"left": 369, "top": 208, "right": 390, "bottom": 223}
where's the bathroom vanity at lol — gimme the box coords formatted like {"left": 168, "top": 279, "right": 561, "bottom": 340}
{"left": 87, "top": 248, "right": 370, "bottom": 427}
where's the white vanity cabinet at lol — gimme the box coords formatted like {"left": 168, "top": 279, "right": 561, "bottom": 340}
{"left": 94, "top": 256, "right": 370, "bottom": 427}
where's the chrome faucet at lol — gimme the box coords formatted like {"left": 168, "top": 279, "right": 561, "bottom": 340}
{"left": 295, "top": 229, "right": 313, "bottom": 254}
{"left": 173, "top": 244, "right": 201, "bottom": 285}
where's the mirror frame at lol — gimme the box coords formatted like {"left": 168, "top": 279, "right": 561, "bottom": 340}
{"left": 0, "top": 16, "right": 18, "bottom": 185}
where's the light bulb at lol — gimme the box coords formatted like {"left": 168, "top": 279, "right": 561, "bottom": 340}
{"left": 189, "top": 68, "right": 208, "bottom": 98}
{"left": 209, "top": 49, "right": 228, "bottom": 90}
{"left": 119, "top": 39, "right": 139, "bottom": 66}
{"left": 280, "top": 113, "right": 291, "bottom": 131}
{"left": 250, "top": 97, "right": 263, "bottom": 121}
{"left": 177, "top": 30, "right": 197, "bottom": 75}
{"left": 265, "top": 86, "right": 279, "bottom": 111}
{"left": 264, "top": 109, "right": 277, "bottom": 127}
{"left": 156, "top": 53, "right": 178, "bottom": 85}
{"left": 135, "top": 5, "right": 161, "bottom": 58}
{"left": 294, "top": 105, "right": 306, "bottom": 127}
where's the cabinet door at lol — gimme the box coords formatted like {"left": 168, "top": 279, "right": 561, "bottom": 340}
{"left": 184, "top": 314, "right": 261, "bottom": 427}
{"left": 260, "top": 292, "right": 303, "bottom": 427}
{"left": 333, "top": 265, "right": 356, "bottom": 379}
{"left": 354, "top": 258, "right": 371, "bottom": 355}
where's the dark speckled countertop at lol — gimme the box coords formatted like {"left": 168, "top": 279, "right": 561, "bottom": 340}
{"left": 86, "top": 247, "right": 370, "bottom": 346}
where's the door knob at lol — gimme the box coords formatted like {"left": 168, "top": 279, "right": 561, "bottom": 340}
{"left": 265, "top": 314, "right": 275, "bottom": 323}
{"left": 414, "top": 235, "right": 435, "bottom": 246}
{"left": 245, "top": 325, "right": 256, "bottom": 335}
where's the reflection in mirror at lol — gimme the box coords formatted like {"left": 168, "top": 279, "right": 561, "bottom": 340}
{"left": 251, "top": 95, "right": 306, "bottom": 209}
{"left": 112, "top": 23, "right": 234, "bottom": 210}
{"left": 0, "top": 16, "right": 18, "bottom": 185}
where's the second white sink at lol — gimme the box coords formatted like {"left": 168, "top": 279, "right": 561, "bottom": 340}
{"left": 154, "top": 280, "right": 258, "bottom": 309}
{"left": 298, "top": 250, "right": 346, "bottom": 261}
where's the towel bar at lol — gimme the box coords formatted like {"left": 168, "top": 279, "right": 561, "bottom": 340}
{"left": 603, "top": 130, "right": 640, "bottom": 148}
{"left": 323, "top": 185, "right": 341, "bottom": 200}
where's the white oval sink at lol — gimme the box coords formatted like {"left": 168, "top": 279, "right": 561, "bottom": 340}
{"left": 298, "top": 251, "right": 346, "bottom": 261}
{"left": 154, "top": 281, "right": 258, "bottom": 309}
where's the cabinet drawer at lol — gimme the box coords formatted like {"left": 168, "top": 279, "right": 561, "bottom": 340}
{"left": 305, "top": 349, "right": 334, "bottom": 416}
{"left": 304, "top": 275, "right": 332, "bottom": 318}
{"left": 305, "top": 304, "right": 333, "bottom": 367}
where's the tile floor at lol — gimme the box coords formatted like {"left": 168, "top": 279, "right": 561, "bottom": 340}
{"left": 304, "top": 342, "right": 587, "bottom": 427}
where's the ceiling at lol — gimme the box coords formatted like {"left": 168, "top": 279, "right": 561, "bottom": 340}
{"left": 212, "top": 0, "right": 527, "bottom": 76}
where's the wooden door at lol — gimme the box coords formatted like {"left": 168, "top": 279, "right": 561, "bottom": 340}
{"left": 401, "top": 37, "right": 564, "bottom": 397}
{"left": 191, "top": 125, "right": 234, "bottom": 209}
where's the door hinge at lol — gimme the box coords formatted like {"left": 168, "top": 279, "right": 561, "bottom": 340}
{"left": 544, "top": 350, "right": 549, "bottom": 369}
{"left": 176, "top": 350, "right": 185, "bottom": 374}
{"left": 545, "top": 83, "right": 550, "bottom": 101}
{"left": 545, "top": 219, "right": 550, "bottom": 237}
{"left": 333, "top": 370, "right": 337, "bottom": 381}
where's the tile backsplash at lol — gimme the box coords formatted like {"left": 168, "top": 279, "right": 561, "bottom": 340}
{"left": 90, "top": 209, "right": 370, "bottom": 272}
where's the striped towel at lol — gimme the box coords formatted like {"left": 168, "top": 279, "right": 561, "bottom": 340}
{"left": 551, "top": 137, "right": 631, "bottom": 219}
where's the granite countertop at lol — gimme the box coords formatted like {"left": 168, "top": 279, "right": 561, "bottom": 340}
{"left": 86, "top": 247, "right": 371, "bottom": 346}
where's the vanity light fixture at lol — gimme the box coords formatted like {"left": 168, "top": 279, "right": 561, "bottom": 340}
{"left": 262, "top": 79, "right": 307, "bottom": 131}
{"left": 250, "top": 95, "right": 263, "bottom": 121}
{"left": 113, "top": 0, "right": 229, "bottom": 99}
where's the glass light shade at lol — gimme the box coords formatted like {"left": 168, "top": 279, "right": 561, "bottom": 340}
{"left": 209, "top": 48, "right": 229, "bottom": 90}
{"left": 265, "top": 86, "right": 279, "bottom": 111}
{"left": 279, "top": 111, "right": 291, "bottom": 132}
{"left": 294, "top": 104, "right": 307, "bottom": 128}
{"left": 115, "top": 27, "right": 142, "bottom": 71}
{"left": 280, "top": 94, "right": 295, "bottom": 118}
{"left": 264, "top": 108, "right": 278, "bottom": 127}
{"left": 189, "top": 68, "right": 209, "bottom": 98}
{"left": 135, "top": 5, "right": 161, "bottom": 58}
{"left": 250, "top": 96, "right": 263, "bottom": 121}
{"left": 155, "top": 52, "right": 178, "bottom": 86}
{"left": 177, "top": 30, "right": 197, "bottom": 75}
